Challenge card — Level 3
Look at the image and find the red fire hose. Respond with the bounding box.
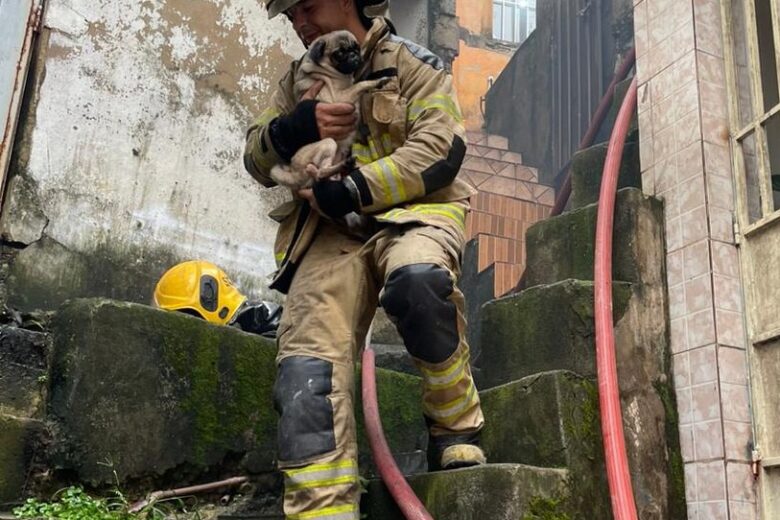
[593,75,639,520]
[362,344,433,520]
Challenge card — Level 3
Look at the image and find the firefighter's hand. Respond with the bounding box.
[299,180,358,220]
[302,81,357,141]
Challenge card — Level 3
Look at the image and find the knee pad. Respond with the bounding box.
[273,356,336,462]
[380,264,459,364]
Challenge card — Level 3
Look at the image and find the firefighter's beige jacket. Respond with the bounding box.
[244,17,475,293]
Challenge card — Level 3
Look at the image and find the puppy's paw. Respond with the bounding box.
[305,163,320,179]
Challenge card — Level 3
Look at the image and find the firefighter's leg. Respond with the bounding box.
[374,224,486,470]
[274,223,377,519]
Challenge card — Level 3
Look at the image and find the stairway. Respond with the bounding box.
[361,82,685,519]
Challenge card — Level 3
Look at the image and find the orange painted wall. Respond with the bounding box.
[453,41,511,131]
[456,0,493,37]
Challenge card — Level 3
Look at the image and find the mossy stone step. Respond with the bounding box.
[478,370,611,517]
[479,279,632,389]
[523,188,664,289]
[363,463,569,519]
[569,134,641,209]
[0,327,48,419]
[0,415,45,503]
[48,299,426,485]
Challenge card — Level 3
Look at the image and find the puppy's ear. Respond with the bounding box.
[309,40,326,64]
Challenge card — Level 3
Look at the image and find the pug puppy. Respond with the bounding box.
[270,30,389,189]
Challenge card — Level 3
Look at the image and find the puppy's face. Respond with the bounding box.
[308,31,362,75]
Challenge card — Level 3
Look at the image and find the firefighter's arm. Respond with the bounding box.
[243,70,296,187]
[344,60,467,214]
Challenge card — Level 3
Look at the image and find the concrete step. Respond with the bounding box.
[46,299,426,485]
[0,327,48,419]
[569,132,641,209]
[0,414,46,503]
[363,463,569,519]
[480,279,632,388]
[523,187,664,289]
[478,279,686,517]
[479,371,612,517]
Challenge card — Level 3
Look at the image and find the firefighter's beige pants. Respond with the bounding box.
[274,220,484,520]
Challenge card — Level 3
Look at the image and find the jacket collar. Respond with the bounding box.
[358,18,391,76]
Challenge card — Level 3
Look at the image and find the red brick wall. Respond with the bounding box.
[462,131,553,297]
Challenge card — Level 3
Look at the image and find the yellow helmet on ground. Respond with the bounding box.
[153,260,247,325]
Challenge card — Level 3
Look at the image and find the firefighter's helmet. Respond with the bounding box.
[153,260,247,325]
[265,0,389,21]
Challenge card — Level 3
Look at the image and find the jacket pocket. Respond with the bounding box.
[272,202,301,266]
[370,91,408,151]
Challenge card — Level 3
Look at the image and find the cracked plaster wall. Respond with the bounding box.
[1,0,305,310]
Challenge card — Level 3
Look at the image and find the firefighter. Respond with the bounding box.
[244,0,486,517]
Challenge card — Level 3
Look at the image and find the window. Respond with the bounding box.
[724,0,780,228]
[492,0,536,45]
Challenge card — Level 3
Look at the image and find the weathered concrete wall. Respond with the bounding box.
[1,0,305,310]
[390,0,429,46]
[485,0,634,184]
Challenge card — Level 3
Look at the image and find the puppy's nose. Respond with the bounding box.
[346,52,361,69]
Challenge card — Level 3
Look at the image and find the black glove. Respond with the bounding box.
[268,100,320,161]
[313,179,359,219]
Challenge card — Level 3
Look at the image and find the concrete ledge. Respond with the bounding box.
[570,139,641,209]
[0,327,48,418]
[523,188,664,288]
[363,463,569,519]
[0,415,45,503]
[47,299,426,485]
[480,279,632,387]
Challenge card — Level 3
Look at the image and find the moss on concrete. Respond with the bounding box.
[570,139,641,209]
[480,371,586,468]
[355,366,425,468]
[363,463,569,519]
[47,299,427,485]
[49,298,279,484]
[0,416,27,502]
[0,415,43,502]
[558,378,611,519]
[523,188,664,288]
[521,496,572,520]
[480,279,632,388]
[653,379,687,519]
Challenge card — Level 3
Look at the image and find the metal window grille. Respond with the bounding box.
[492,0,537,44]
[722,0,780,233]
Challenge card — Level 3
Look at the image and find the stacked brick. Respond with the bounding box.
[462,131,554,297]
